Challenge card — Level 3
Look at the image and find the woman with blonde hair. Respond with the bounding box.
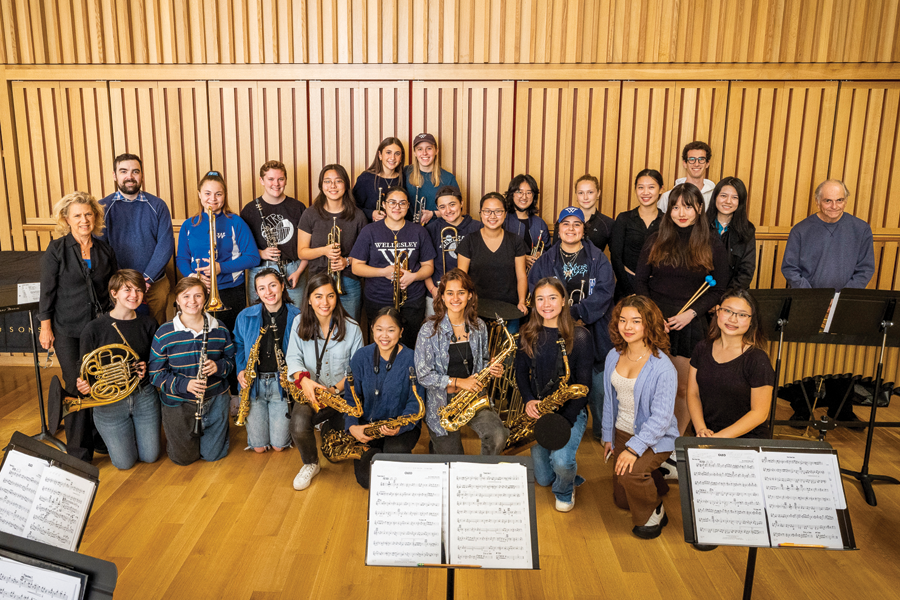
[39,191,119,462]
[405,133,459,226]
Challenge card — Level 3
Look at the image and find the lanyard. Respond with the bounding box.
[313,321,335,381]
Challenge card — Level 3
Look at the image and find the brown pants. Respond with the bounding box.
[612,428,671,526]
[145,276,171,326]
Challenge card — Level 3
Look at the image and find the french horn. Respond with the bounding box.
[62,323,141,417]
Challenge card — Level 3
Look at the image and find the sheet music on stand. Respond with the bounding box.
[365,454,539,570]
[0,432,99,552]
[677,437,855,550]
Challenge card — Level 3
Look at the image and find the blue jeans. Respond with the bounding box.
[588,366,605,440]
[249,260,307,306]
[245,374,292,449]
[531,408,588,502]
[339,276,362,322]
[161,390,231,465]
[92,383,161,470]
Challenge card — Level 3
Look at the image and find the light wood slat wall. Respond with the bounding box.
[458,82,515,211]
[209,82,262,215]
[3,0,899,65]
[258,82,312,205]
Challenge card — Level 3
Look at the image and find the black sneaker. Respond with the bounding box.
[632,503,668,540]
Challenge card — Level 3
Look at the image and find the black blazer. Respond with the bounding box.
[38,234,118,337]
[717,223,757,290]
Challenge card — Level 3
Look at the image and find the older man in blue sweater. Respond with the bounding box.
[781,179,874,291]
[100,153,175,325]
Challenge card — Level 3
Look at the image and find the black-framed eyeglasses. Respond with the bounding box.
[685,157,708,165]
[718,306,752,321]
[385,199,409,208]
[481,209,505,217]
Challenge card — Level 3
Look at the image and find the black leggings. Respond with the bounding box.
[353,425,421,489]
[214,283,246,394]
[54,333,98,463]
[289,404,344,465]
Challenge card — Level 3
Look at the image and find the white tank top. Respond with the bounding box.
[612,368,637,435]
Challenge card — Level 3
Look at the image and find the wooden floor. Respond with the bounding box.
[2,366,899,600]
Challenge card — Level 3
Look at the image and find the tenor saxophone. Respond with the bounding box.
[321,367,424,462]
[502,338,588,454]
[438,317,516,432]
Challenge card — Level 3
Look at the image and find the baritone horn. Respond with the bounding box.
[328,217,344,294]
[205,205,225,312]
[63,323,140,417]
[440,225,459,275]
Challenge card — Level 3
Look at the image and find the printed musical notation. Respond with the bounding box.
[0,556,83,600]
[366,461,446,566]
[449,462,532,570]
[686,447,849,550]
[0,451,95,552]
[688,449,770,547]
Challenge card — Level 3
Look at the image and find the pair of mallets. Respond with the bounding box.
[677,275,717,315]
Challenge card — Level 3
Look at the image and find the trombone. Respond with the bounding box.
[328,217,344,294]
[205,206,224,312]
[440,225,459,275]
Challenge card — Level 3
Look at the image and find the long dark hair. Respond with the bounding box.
[366,137,406,182]
[253,267,293,306]
[504,174,540,216]
[519,277,575,358]
[296,273,351,342]
[313,164,358,221]
[707,176,754,243]
[647,183,713,270]
[428,269,480,336]
[708,287,767,351]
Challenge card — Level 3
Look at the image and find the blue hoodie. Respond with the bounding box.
[176,211,260,289]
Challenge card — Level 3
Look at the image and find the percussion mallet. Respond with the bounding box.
[677,275,716,315]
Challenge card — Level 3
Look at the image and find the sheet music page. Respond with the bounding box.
[366,461,445,566]
[449,462,532,569]
[687,448,770,547]
[760,451,845,549]
[0,451,49,537]
[22,466,95,552]
[0,556,83,600]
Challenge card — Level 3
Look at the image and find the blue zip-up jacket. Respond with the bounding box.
[100,190,174,283]
[503,213,550,252]
[527,240,615,362]
[233,302,301,399]
[343,344,420,435]
[176,211,261,289]
[602,349,678,455]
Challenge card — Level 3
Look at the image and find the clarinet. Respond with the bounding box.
[268,312,301,419]
[256,199,287,277]
[191,315,210,438]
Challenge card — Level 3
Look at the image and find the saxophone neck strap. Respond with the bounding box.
[313,319,336,381]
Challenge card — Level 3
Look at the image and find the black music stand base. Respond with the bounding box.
[743,547,757,600]
[839,471,900,507]
[447,567,455,600]
[27,309,66,452]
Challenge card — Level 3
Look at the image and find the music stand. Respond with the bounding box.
[750,289,833,438]
[828,289,900,506]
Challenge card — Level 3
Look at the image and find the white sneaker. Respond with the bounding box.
[292,463,321,491]
[660,458,679,480]
[555,488,575,512]
[644,502,666,527]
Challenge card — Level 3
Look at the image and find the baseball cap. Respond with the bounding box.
[557,206,585,223]
[413,132,437,148]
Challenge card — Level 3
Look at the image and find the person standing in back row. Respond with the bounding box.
[405,133,459,226]
[240,160,309,306]
[658,141,715,212]
[100,153,174,325]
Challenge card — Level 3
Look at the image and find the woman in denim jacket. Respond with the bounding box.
[602,295,678,540]
[414,269,507,455]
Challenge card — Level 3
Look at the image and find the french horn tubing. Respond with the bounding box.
[63,323,141,417]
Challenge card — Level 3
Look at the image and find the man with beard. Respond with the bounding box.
[100,153,175,325]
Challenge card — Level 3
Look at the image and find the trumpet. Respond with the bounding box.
[526,233,544,274]
[568,279,586,306]
[205,206,224,312]
[440,225,459,276]
[328,217,344,294]
[392,234,408,310]
[376,186,383,214]
[412,187,422,223]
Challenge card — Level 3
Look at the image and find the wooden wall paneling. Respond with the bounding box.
[308,81,357,183]
[357,81,410,171]
[667,82,729,185]
[208,82,261,214]
[411,81,463,199]
[721,82,837,233]
[257,82,312,205]
[10,82,68,250]
[0,111,10,250]
[513,82,571,226]
[615,81,676,216]
[59,82,115,202]
[831,82,900,232]
[559,82,621,222]
[459,82,515,216]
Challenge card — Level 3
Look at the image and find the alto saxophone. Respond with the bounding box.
[321,367,424,462]
[503,338,588,454]
[438,317,516,432]
[298,370,363,418]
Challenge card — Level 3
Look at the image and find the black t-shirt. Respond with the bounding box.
[78,313,159,383]
[690,339,775,438]
[257,305,289,374]
[558,245,590,303]
[457,230,527,305]
[447,341,474,379]
[240,196,306,262]
[298,205,368,278]
[518,218,532,249]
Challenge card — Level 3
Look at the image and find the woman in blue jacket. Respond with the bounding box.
[503,174,550,270]
[528,207,615,442]
[602,295,678,540]
[234,268,301,453]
